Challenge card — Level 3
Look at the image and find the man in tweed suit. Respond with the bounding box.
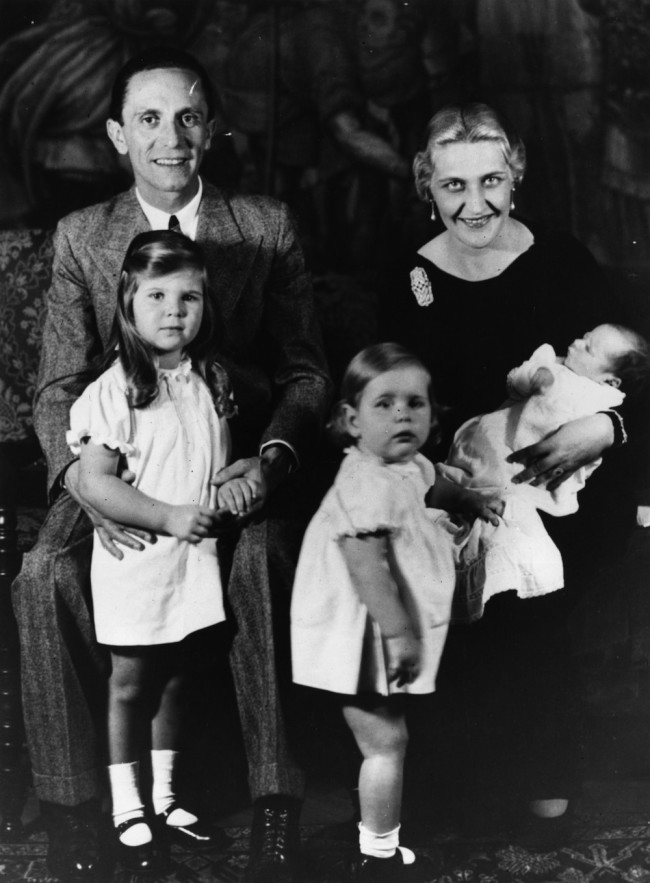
[12,47,330,882]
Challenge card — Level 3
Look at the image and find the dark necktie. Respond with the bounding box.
[168,215,181,233]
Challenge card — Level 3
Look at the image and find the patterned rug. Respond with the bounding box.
[2,814,650,883]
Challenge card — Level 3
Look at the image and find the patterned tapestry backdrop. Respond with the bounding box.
[0,0,648,279]
[2,0,650,466]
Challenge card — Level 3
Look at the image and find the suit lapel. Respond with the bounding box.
[93,189,150,293]
[91,185,260,321]
[197,185,261,318]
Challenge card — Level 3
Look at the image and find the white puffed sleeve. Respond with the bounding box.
[66,367,135,456]
[329,455,408,540]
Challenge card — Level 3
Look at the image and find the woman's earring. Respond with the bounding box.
[430,200,436,221]
[510,186,516,212]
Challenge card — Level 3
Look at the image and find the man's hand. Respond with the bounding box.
[216,475,262,518]
[64,460,155,560]
[211,457,267,521]
[211,446,294,522]
[507,413,615,491]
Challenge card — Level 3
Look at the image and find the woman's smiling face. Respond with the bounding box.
[429,141,514,251]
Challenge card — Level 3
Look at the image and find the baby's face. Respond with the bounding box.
[564,324,628,384]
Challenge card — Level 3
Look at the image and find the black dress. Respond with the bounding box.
[382,221,635,814]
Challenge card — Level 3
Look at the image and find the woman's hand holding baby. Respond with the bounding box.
[508,413,615,490]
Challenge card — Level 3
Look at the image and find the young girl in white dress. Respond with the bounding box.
[438,323,650,621]
[291,343,501,882]
[66,231,244,870]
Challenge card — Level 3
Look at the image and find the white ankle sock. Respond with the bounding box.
[358,822,399,859]
[151,749,197,826]
[151,749,177,815]
[108,761,152,846]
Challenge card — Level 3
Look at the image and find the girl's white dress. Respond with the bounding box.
[67,358,230,646]
[437,343,625,620]
[291,447,456,696]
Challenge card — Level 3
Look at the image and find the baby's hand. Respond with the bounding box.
[165,505,217,543]
[384,631,421,687]
[216,476,259,518]
[531,366,554,394]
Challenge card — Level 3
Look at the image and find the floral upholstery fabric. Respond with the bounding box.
[0,229,53,442]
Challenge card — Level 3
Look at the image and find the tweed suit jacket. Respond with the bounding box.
[35,182,331,497]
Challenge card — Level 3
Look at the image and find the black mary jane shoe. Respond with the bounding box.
[350,849,441,883]
[115,817,163,874]
[157,803,228,851]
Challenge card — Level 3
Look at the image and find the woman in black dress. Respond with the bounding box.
[386,103,639,844]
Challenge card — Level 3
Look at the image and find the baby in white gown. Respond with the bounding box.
[437,323,649,620]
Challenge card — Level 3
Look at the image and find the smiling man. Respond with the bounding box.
[12,48,330,883]
[107,65,213,209]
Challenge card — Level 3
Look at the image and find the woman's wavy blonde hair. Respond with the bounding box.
[413,103,526,202]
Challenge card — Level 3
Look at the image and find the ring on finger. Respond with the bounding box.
[552,466,564,478]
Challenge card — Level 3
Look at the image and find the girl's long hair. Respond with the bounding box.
[96,230,235,416]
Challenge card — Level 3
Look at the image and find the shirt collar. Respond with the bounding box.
[135,177,203,238]
[345,445,422,477]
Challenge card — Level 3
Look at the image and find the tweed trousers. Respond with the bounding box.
[12,487,306,806]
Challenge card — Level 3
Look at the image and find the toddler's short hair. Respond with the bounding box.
[327,342,439,448]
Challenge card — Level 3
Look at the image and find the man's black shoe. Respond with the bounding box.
[41,800,105,881]
[245,796,301,883]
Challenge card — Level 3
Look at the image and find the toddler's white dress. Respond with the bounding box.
[67,358,230,646]
[437,343,624,619]
[291,447,456,696]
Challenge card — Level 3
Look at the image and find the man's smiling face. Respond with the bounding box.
[106,67,214,211]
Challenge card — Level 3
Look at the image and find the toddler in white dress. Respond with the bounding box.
[66,232,248,866]
[291,343,501,881]
[437,323,649,620]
